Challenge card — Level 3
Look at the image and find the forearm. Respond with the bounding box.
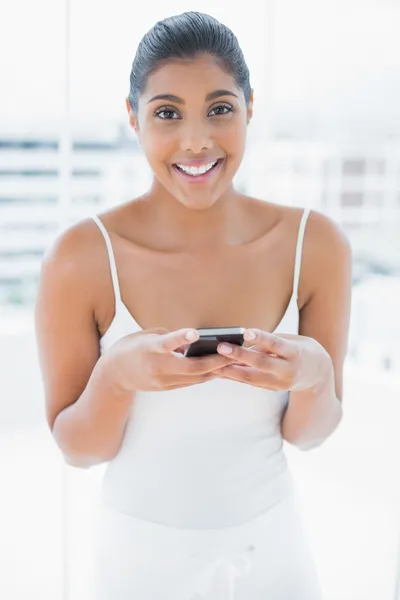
[281,364,342,451]
[52,354,134,468]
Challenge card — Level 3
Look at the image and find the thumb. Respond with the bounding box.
[141,327,170,336]
[155,328,199,354]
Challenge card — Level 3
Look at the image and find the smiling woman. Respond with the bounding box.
[34,10,352,600]
[126,41,252,210]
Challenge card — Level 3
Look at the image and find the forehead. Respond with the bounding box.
[141,55,241,101]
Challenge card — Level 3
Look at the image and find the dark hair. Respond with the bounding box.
[127,11,252,114]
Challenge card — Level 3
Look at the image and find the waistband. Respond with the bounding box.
[95,488,300,600]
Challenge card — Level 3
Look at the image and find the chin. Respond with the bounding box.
[179,191,222,211]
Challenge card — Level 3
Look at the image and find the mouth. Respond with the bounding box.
[172,158,224,183]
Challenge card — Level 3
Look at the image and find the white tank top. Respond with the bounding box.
[91,208,311,529]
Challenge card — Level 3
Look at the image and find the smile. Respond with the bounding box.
[172,159,224,183]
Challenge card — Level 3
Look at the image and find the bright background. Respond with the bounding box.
[1,0,400,598]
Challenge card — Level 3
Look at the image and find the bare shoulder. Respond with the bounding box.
[304,209,352,288]
[263,201,352,261]
[43,216,103,263]
[299,209,352,306]
[305,208,352,256]
[248,200,352,305]
[40,217,107,302]
[300,208,352,306]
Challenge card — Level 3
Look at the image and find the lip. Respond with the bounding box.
[172,157,224,168]
[172,158,224,184]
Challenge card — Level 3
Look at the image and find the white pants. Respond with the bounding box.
[93,493,322,600]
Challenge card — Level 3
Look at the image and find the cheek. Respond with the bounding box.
[141,128,175,164]
[219,122,247,155]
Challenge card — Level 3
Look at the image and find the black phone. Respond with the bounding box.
[183,327,245,357]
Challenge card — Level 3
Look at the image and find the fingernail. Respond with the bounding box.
[186,330,198,341]
[244,330,256,341]
[218,343,233,354]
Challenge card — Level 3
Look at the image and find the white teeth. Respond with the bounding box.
[176,160,218,176]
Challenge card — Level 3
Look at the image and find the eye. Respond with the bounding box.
[209,103,234,117]
[154,107,180,120]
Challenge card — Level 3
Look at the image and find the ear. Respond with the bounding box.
[125,98,140,136]
[246,89,254,124]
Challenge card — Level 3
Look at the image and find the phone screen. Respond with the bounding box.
[183,327,245,357]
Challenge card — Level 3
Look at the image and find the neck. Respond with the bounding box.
[144,179,245,251]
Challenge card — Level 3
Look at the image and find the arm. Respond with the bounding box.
[281,210,352,450]
[35,220,133,469]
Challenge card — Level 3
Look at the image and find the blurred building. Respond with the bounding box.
[242,138,400,269]
[0,121,150,305]
[1,121,400,306]
[348,273,400,372]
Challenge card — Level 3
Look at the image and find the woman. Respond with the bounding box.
[35,11,352,600]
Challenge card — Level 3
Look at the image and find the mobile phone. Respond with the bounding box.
[183,327,245,357]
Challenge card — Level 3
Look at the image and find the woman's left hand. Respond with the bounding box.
[215,329,333,392]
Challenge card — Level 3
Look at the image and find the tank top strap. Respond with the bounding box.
[292,208,311,300]
[91,215,122,305]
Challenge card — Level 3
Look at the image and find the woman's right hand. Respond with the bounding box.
[103,327,235,392]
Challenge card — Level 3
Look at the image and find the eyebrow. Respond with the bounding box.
[147,89,239,104]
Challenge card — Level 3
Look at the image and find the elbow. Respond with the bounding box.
[62,449,112,469]
[283,432,324,451]
[284,402,343,452]
[291,437,325,452]
[63,454,109,469]
[51,421,114,469]
[64,456,110,469]
[50,426,97,468]
[64,455,93,469]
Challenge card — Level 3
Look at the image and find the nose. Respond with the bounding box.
[179,119,213,154]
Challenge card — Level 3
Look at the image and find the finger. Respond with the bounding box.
[154,328,199,354]
[161,371,218,387]
[242,329,296,359]
[217,343,287,373]
[161,383,197,391]
[175,343,190,355]
[217,365,284,390]
[142,327,170,336]
[161,377,215,391]
[157,352,236,376]
[184,353,237,375]
[125,327,170,342]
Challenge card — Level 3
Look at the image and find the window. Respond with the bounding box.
[342,159,366,176]
[341,192,364,207]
